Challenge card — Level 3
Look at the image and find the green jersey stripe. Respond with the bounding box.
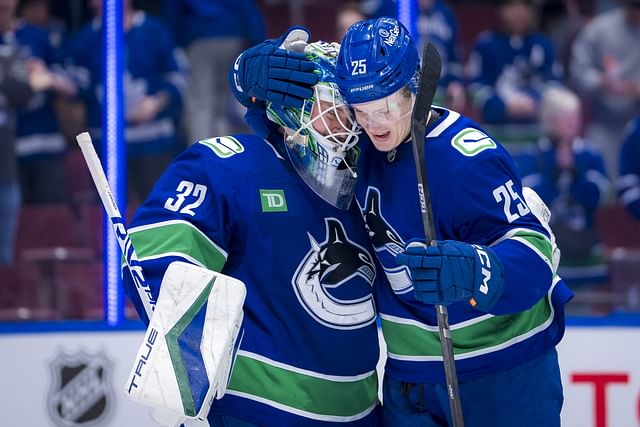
[227,352,379,419]
[124,220,227,271]
[492,228,553,270]
[381,277,560,361]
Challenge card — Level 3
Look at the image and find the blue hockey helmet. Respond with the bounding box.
[335,17,420,104]
[266,41,361,209]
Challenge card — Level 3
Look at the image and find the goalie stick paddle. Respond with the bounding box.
[410,43,465,427]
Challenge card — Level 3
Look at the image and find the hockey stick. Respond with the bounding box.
[410,44,465,427]
[76,132,155,319]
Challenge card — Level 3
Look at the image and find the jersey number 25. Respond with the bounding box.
[493,179,530,223]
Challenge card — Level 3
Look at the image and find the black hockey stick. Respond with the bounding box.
[410,43,465,427]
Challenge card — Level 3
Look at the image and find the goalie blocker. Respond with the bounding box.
[125,261,246,423]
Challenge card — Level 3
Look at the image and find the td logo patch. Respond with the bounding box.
[451,128,496,157]
[260,189,288,212]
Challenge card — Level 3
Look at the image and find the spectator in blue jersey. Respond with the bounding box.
[65,0,187,208]
[0,0,74,204]
[161,0,265,143]
[516,87,610,286]
[0,44,34,264]
[618,115,640,221]
[124,35,384,426]
[232,18,573,427]
[417,0,465,112]
[467,0,561,149]
[569,0,640,179]
[19,0,66,51]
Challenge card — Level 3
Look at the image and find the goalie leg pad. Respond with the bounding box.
[125,261,246,421]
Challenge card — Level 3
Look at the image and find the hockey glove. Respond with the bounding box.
[396,240,505,312]
[229,26,319,108]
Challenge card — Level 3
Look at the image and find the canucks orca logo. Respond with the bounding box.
[293,218,377,329]
[362,187,413,294]
[364,187,404,254]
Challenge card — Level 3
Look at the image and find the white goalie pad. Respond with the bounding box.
[124,261,246,423]
[522,187,561,273]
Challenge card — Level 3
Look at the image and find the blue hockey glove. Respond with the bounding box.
[229,26,319,108]
[395,240,505,312]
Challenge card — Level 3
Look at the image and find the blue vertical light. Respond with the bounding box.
[103,0,125,326]
[397,0,419,44]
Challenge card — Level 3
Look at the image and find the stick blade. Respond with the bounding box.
[411,43,442,128]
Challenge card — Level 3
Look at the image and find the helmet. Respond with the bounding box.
[266,41,361,209]
[335,17,420,104]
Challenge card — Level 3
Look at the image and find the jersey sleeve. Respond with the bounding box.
[443,148,555,315]
[122,145,232,324]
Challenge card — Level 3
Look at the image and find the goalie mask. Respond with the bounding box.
[267,41,361,210]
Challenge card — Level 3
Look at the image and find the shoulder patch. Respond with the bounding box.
[451,128,496,157]
[199,136,245,158]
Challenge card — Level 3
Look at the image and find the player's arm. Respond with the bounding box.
[121,145,244,421]
[397,150,559,315]
[122,145,231,323]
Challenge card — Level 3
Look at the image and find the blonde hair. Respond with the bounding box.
[539,86,581,134]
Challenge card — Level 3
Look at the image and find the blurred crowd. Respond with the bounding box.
[1,0,640,321]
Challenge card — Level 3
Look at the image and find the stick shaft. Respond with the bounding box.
[76,132,155,318]
[410,44,464,427]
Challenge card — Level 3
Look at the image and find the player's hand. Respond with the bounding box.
[506,93,536,118]
[126,92,168,124]
[229,26,319,108]
[395,239,504,312]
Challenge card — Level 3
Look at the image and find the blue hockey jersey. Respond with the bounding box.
[65,12,186,157]
[467,31,560,126]
[123,133,382,425]
[356,107,573,384]
[618,117,640,221]
[2,22,65,159]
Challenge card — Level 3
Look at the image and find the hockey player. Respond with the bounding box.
[231,18,573,427]
[122,35,383,426]
[335,17,572,427]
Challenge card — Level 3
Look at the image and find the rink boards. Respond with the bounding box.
[0,318,638,427]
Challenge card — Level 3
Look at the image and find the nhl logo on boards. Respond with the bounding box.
[47,349,114,427]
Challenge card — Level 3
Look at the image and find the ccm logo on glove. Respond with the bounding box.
[473,244,491,295]
[395,240,505,312]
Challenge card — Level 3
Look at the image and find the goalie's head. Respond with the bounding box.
[266,41,361,210]
[335,17,420,152]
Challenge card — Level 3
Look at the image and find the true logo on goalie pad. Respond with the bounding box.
[47,349,114,427]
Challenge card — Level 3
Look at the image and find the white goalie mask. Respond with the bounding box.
[266,41,361,209]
